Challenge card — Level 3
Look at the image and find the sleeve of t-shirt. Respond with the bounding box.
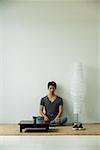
[40,98,45,106]
[59,98,63,106]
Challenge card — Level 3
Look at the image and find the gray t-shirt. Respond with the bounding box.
[40,96,63,119]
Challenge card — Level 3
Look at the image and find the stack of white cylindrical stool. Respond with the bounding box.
[70,62,85,130]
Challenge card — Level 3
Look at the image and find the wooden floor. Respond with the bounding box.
[0,123,100,136]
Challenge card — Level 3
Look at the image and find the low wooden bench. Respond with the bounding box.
[18,120,49,132]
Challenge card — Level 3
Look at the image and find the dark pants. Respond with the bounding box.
[37,116,67,126]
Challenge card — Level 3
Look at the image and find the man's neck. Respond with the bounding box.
[48,94,56,98]
[47,94,57,101]
[48,94,57,100]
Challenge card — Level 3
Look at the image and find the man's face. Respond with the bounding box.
[48,85,56,95]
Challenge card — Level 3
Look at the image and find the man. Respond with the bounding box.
[39,81,67,126]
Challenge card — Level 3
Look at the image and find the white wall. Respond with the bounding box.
[0,0,99,123]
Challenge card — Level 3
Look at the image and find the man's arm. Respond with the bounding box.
[56,105,63,118]
[54,105,63,123]
[39,105,46,117]
[39,105,49,121]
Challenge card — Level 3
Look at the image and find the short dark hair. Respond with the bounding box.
[47,81,57,89]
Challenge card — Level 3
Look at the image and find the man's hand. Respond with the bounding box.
[54,116,60,124]
[44,115,49,121]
